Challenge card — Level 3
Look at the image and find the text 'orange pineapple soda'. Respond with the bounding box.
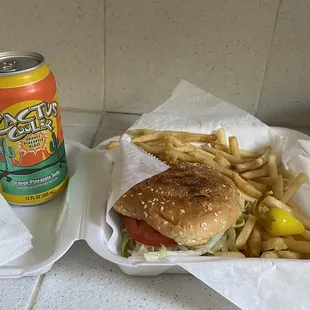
[0,51,69,205]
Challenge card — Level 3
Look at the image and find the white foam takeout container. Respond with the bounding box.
[0,127,309,278]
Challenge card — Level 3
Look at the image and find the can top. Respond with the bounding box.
[0,51,44,76]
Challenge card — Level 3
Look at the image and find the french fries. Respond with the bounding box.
[236,215,257,248]
[233,173,262,199]
[267,155,278,179]
[247,224,261,257]
[216,128,227,145]
[261,238,288,252]
[300,230,310,242]
[283,239,310,255]
[262,196,292,213]
[174,144,196,153]
[260,251,279,258]
[279,168,297,180]
[229,136,241,160]
[214,252,245,258]
[273,174,284,199]
[106,127,310,260]
[234,146,271,173]
[203,146,244,164]
[215,155,231,168]
[261,230,273,241]
[247,180,267,192]
[277,251,308,259]
[280,173,308,203]
[241,165,269,180]
[253,177,277,186]
[107,140,120,149]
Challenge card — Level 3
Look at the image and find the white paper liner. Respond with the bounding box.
[105,80,310,309]
[106,135,169,253]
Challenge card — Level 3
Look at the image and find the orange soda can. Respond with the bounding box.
[0,51,69,205]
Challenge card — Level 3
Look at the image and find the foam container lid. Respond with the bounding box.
[1,80,310,310]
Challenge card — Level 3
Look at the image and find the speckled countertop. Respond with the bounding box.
[1,111,310,310]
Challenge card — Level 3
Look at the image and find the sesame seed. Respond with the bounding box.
[144,205,147,209]
[123,194,127,198]
[160,206,164,211]
[161,191,164,194]
[141,201,145,205]
[180,209,185,214]
[207,206,213,211]
[157,226,161,231]
[163,221,168,224]
[214,212,219,217]
[218,211,222,214]
[189,224,193,229]
[143,212,148,218]
[150,188,154,191]
[160,201,165,205]
[151,202,155,206]
[200,222,206,228]
[179,231,183,236]
[213,219,217,222]
[159,187,162,190]
[138,193,142,196]
[203,227,206,231]
[148,200,152,203]
[171,216,174,221]
[130,194,133,197]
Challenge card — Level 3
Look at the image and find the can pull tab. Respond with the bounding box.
[0,60,22,73]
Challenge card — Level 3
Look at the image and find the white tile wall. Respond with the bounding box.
[0,0,104,110]
[256,0,310,127]
[93,113,140,145]
[61,110,103,147]
[105,0,279,114]
[1,1,310,129]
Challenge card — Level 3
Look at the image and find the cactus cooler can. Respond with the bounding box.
[0,51,69,205]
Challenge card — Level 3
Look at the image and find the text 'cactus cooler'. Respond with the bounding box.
[0,51,69,205]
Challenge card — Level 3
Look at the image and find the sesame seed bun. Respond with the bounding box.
[114,162,244,246]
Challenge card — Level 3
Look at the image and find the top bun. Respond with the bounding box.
[114,162,244,246]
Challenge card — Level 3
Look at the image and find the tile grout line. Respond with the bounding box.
[61,107,141,117]
[90,113,106,148]
[61,107,105,114]
[102,0,107,112]
[26,274,45,310]
[255,0,283,116]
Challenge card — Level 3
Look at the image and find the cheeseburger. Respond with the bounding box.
[114,162,244,259]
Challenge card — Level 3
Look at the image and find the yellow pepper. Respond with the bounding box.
[263,208,305,236]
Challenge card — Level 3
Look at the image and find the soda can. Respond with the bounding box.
[0,51,69,205]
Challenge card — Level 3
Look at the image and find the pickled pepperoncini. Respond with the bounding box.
[263,208,305,236]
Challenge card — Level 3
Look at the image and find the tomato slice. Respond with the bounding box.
[123,216,177,246]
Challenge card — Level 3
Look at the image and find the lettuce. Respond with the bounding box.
[123,232,225,261]
[122,214,246,261]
